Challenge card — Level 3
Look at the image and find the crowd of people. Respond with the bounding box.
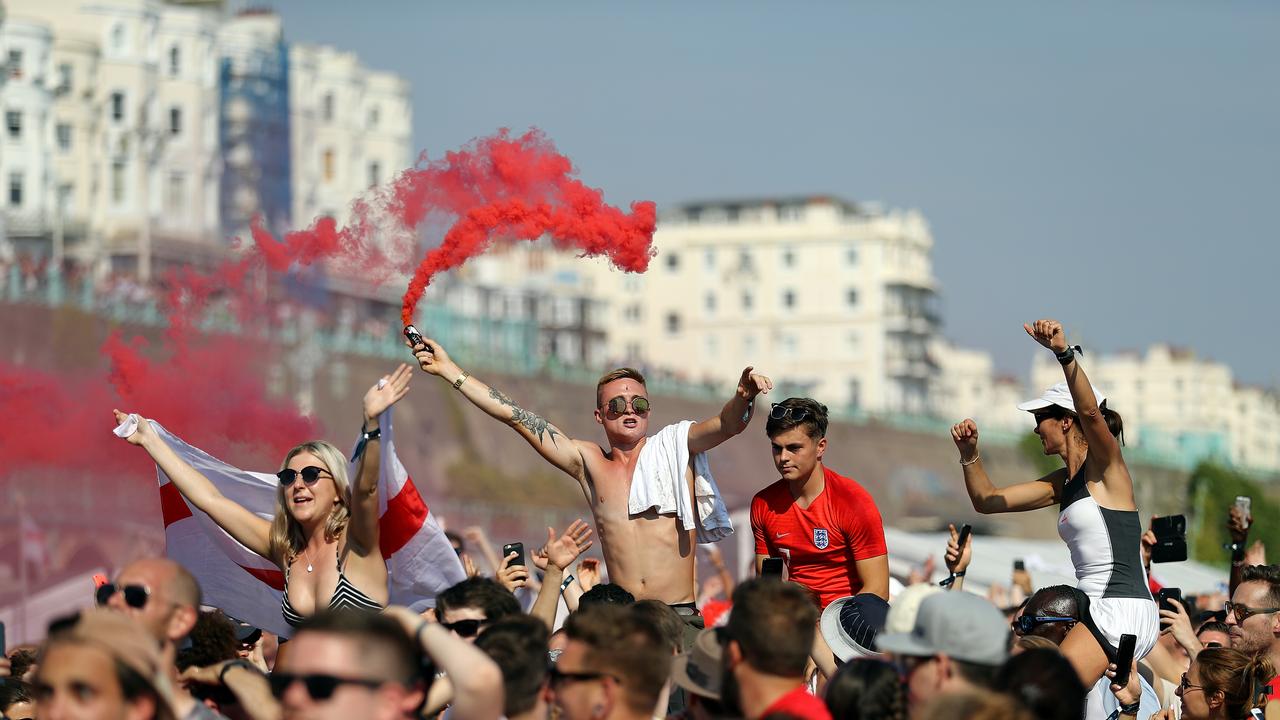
[2,317,1276,720]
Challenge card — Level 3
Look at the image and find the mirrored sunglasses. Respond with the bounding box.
[605,395,650,415]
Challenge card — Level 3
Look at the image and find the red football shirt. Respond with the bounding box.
[751,466,887,609]
[760,685,832,720]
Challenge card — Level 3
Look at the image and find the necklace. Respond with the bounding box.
[300,545,315,573]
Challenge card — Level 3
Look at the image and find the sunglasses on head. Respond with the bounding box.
[95,583,150,609]
[604,395,650,415]
[769,404,810,422]
[441,618,484,638]
[277,466,331,486]
[268,672,382,701]
[1011,615,1075,636]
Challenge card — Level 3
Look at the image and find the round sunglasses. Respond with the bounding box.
[277,466,332,486]
[604,395,651,415]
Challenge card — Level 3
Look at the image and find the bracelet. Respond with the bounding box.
[349,425,382,462]
[218,659,258,685]
[560,574,576,592]
[1118,700,1141,715]
[959,454,980,466]
[1055,344,1082,366]
[453,371,470,390]
[939,570,965,587]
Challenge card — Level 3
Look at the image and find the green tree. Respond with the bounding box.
[1187,462,1280,566]
[1018,432,1060,476]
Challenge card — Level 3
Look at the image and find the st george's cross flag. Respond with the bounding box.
[117,407,464,638]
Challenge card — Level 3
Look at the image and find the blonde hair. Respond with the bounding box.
[268,441,352,565]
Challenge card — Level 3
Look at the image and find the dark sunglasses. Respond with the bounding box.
[1011,615,1075,636]
[769,404,810,422]
[268,672,382,700]
[604,395,650,415]
[548,665,616,688]
[1225,601,1280,624]
[441,619,484,638]
[277,466,331,486]
[95,583,150,609]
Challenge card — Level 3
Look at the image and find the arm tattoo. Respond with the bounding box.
[489,388,563,447]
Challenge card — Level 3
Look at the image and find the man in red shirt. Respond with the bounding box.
[721,578,833,720]
[750,398,889,608]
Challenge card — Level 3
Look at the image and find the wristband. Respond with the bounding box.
[218,659,258,685]
[939,570,965,588]
[1056,345,1082,366]
[453,371,470,390]
[1118,700,1141,715]
[560,574,576,592]
[349,425,382,462]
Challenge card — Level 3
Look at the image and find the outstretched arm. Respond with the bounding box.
[1025,320,1124,468]
[952,418,1064,513]
[689,366,773,455]
[348,364,412,556]
[409,337,586,483]
[113,410,273,561]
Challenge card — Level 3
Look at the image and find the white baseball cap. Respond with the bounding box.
[1016,381,1106,414]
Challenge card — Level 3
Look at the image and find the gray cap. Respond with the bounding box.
[875,592,1009,666]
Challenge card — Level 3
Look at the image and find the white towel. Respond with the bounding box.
[627,420,734,543]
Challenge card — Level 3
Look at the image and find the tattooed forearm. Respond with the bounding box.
[489,388,563,447]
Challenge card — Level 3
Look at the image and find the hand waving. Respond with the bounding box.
[736,366,773,402]
[363,364,412,422]
[544,519,594,571]
[1023,319,1069,353]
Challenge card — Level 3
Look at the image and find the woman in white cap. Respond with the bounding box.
[949,319,1155,689]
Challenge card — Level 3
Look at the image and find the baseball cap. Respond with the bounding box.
[51,609,178,719]
[820,594,890,662]
[884,583,941,635]
[876,592,1009,666]
[670,627,722,700]
[1016,382,1106,414]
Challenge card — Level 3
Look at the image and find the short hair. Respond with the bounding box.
[1023,585,1081,620]
[596,368,646,408]
[175,610,239,671]
[1241,565,1280,607]
[578,583,636,609]
[476,615,551,717]
[436,577,522,622]
[0,678,34,714]
[993,648,1086,720]
[952,658,1001,689]
[1197,620,1230,639]
[563,604,671,714]
[764,398,828,440]
[7,647,37,679]
[727,579,817,677]
[292,610,421,685]
[823,659,907,720]
[630,599,685,653]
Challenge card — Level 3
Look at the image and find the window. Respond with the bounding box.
[168,45,180,76]
[782,247,795,267]
[8,50,23,79]
[368,161,381,187]
[846,288,858,308]
[782,289,796,309]
[782,334,798,356]
[110,23,126,54]
[169,106,182,136]
[705,335,718,357]
[848,379,862,408]
[623,304,641,322]
[705,292,716,313]
[166,172,185,213]
[111,160,126,204]
[322,93,335,122]
[6,111,21,140]
[846,246,858,265]
[742,291,754,312]
[737,248,754,271]
[368,106,380,128]
[665,312,681,335]
[322,149,335,181]
[57,183,73,212]
[8,172,23,206]
[665,253,680,271]
[56,63,73,93]
[704,248,715,270]
[111,92,125,122]
[56,123,72,151]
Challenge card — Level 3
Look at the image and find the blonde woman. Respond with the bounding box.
[113,364,412,626]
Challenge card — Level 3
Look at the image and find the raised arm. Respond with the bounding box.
[113,409,273,560]
[952,418,1064,513]
[385,606,505,720]
[1025,320,1124,468]
[529,521,593,629]
[409,337,586,483]
[689,366,773,455]
[347,364,412,556]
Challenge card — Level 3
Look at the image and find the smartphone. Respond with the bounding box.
[957,524,972,550]
[762,557,785,578]
[1157,588,1183,626]
[0,620,6,654]
[502,542,525,567]
[1113,633,1137,687]
[1151,514,1189,563]
[1013,559,1026,572]
[1236,496,1252,529]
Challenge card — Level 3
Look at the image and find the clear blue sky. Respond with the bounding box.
[269,0,1278,386]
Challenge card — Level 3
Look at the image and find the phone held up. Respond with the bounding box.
[502,542,526,567]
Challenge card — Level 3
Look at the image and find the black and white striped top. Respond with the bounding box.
[281,547,384,628]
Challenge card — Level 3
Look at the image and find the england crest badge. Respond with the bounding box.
[813,528,829,549]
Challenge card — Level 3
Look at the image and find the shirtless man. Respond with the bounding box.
[408,336,770,605]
